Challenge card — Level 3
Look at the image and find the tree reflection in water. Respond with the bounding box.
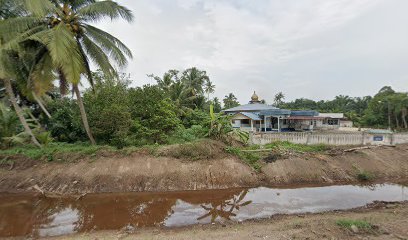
[197,189,252,223]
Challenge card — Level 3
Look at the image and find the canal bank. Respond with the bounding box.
[0,143,407,195]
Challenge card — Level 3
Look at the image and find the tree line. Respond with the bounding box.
[276,86,408,129]
[1,1,406,150]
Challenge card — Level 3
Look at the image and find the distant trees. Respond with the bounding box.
[362,86,408,129]
[273,92,285,107]
[223,93,240,109]
[279,86,408,130]
[149,67,211,115]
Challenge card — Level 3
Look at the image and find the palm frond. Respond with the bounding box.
[30,52,55,96]
[82,24,132,60]
[78,0,133,22]
[28,23,84,84]
[23,0,59,17]
[0,17,42,41]
[82,26,129,67]
[0,25,47,51]
[0,0,26,19]
[80,34,117,80]
[66,0,96,11]
[76,38,94,88]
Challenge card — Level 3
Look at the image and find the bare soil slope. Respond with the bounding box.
[0,144,408,194]
[262,144,408,185]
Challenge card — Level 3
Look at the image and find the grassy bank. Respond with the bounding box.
[0,140,331,169]
[226,141,331,171]
[0,143,121,164]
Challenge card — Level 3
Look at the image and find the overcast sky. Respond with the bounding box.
[97,0,408,104]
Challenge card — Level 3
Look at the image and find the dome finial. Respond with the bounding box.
[250,91,261,103]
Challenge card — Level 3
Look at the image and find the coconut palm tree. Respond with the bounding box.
[1,0,134,144]
[223,93,239,109]
[204,79,215,101]
[181,67,209,95]
[0,0,42,147]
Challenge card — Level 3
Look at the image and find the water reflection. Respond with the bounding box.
[0,184,406,238]
[197,190,252,223]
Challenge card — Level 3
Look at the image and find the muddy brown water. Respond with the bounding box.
[0,183,407,238]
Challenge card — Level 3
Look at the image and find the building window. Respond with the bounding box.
[241,119,250,124]
[232,120,236,124]
[328,119,339,125]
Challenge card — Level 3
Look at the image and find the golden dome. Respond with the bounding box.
[251,91,259,101]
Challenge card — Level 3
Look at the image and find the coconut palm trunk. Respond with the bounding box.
[32,92,52,118]
[73,84,96,145]
[3,78,42,147]
[402,108,408,129]
[394,112,400,129]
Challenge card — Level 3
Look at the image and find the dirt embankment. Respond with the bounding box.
[0,143,408,194]
[49,201,408,240]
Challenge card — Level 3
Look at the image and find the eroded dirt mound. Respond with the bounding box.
[262,144,408,185]
[0,152,258,194]
[1,144,408,194]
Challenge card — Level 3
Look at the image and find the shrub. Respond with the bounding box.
[225,147,261,171]
[168,125,208,144]
[336,219,372,230]
[44,98,86,142]
[182,109,210,128]
[159,140,224,160]
[357,170,374,181]
[89,104,132,147]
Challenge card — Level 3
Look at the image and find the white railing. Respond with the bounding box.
[249,132,408,146]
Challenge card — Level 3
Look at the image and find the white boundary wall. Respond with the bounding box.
[249,132,408,146]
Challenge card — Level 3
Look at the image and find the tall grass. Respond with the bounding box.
[0,142,113,160]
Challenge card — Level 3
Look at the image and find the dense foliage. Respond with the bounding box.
[278,86,408,129]
[1,1,407,151]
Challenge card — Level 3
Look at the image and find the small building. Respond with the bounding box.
[224,92,353,132]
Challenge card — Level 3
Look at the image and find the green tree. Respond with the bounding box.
[129,85,182,144]
[45,98,85,142]
[151,68,211,114]
[204,79,215,100]
[0,102,19,139]
[84,72,132,146]
[273,92,285,107]
[223,93,239,109]
[2,0,134,144]
[213,97,222,113]
[0,2,43,147]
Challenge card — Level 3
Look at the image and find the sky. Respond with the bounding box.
[96,0,408,104]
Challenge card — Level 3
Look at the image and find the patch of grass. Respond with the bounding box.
[263,141,331,153]
[357,170,375,181]
[225,147,261,171]
[159,139,224,161]
[336,219,372,230]
[0,142,114,161]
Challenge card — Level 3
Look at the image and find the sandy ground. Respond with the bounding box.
[48,201,408,240]
[0,144,407,194]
